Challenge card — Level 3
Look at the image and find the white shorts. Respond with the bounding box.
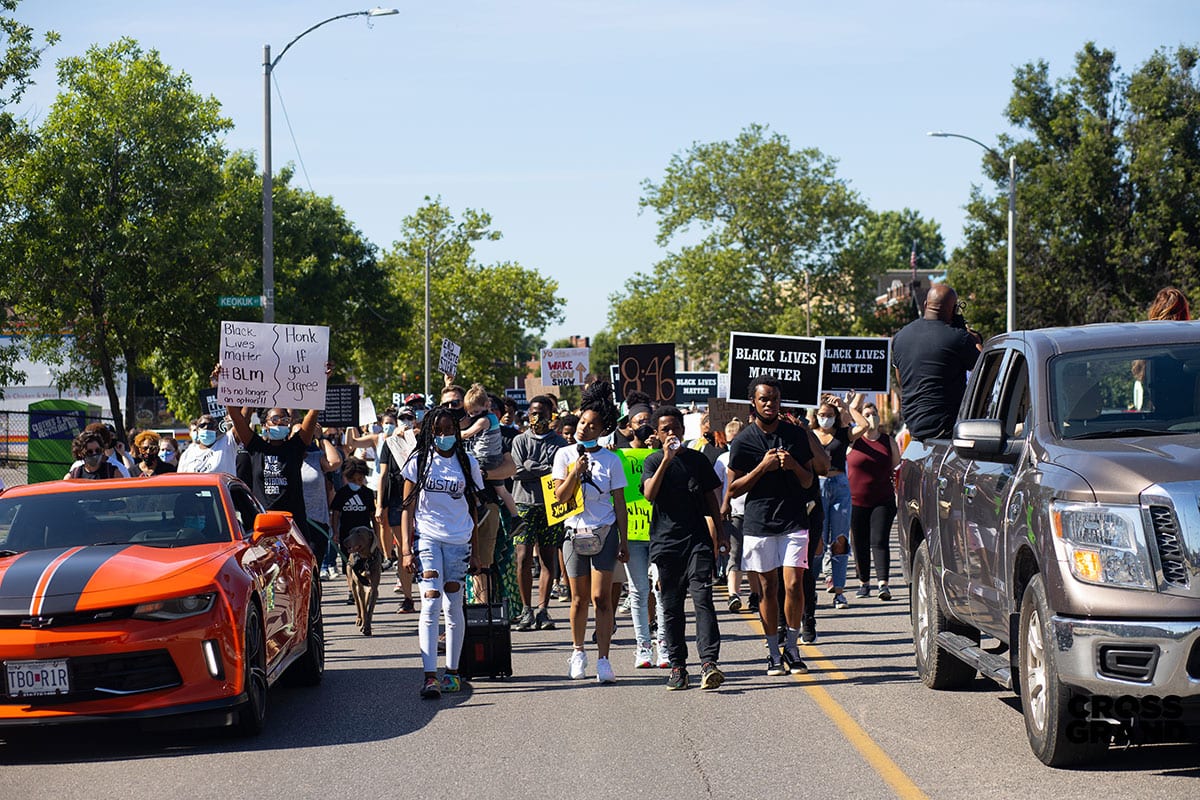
[742,530,809,573]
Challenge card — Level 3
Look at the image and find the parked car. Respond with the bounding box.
[0,472,323,734]
[897,321,1200,766]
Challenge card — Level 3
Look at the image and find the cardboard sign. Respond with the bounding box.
[439,337,461,377]
[218,321,329,409]
[727,332,822,407]
[317,384,361,428]
[616,448,654,542]
[540,347,590,387]
[820,337,892,393]
[198,387,226,419]
[617,343,676,404]
[674,372,720,405]
[540,473,583,525]
[705,398,748,435]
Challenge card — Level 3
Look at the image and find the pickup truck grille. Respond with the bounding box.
[1149,505,1190,587]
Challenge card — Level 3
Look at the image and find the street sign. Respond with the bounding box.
[218,296,264,308]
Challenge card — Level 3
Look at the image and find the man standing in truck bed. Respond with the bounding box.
[892,284,982,441]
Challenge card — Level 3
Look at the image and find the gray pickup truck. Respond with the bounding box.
[897,320,1200,766]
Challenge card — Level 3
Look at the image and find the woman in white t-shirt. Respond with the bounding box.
[177,414,239,476]
[714,418,747,611]
[400,406,483,700]
[552,381,628,685]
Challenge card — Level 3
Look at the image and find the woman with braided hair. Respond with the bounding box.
[552,380,629,684]
[400,405,484,699]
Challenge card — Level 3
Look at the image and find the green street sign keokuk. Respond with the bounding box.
[218,296,263,308]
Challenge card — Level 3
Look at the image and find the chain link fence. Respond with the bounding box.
[0,409,121,489]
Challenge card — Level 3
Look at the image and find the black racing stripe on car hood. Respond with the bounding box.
[0,548,72,614]
[39,545,134,615]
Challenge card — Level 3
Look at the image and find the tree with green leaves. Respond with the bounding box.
[609,124,866,365]
[0,38,229,431]
[949,42,1200,336]
[378,198,564,397]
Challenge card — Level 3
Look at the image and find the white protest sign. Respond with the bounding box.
[217,321,329,409]
[439,337,462,377]
[541,347,590,387]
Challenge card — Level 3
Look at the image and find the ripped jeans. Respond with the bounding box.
[821,473,851,591]
[416,538,471,673]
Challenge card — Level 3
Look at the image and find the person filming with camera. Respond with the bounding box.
[891,283,983,442]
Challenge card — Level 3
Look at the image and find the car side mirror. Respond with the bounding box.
[252,511,292,542]
[953,419,1023,464]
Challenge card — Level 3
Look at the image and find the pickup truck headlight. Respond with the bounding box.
[1050,503,1155,589]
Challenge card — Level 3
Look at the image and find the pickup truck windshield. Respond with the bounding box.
[1052,344,1200,439]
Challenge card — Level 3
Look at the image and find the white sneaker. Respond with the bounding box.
[656,640,671,669]
[393,581,404,594]
[596,656,616,684]
[634,644,654,669]
[568,649,588,680]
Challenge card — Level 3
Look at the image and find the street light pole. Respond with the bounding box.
[927,131,1017,333]
[262,7,398,324]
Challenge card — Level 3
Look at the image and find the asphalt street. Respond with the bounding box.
[2,560,1198,800]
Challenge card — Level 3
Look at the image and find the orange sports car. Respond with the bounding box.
[0,472,323,734]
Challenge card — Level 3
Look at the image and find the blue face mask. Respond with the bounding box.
[434,435,456,452]
[265,425,289,441]
[381,423,397,436]
[577,438,598,449]
[183,515,205,531]
[346,482,362,492]
[195,429,218,447]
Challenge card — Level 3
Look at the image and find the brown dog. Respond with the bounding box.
[343,526,382,636]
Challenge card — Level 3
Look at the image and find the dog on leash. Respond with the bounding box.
[343,525,382,635]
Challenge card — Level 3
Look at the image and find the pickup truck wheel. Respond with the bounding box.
[1018,575,1106,767]
[911,540,977,689]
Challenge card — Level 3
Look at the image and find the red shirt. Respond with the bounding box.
[847,434,895,507]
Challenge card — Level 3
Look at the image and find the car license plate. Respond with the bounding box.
[6,659,70,697]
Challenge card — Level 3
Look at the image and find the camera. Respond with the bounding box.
[951,300,969,330]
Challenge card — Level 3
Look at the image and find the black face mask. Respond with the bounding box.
[634,424,654,442]
[449,406,466,422]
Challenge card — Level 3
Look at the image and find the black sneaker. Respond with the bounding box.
[766,655,788,677]
[878,585,893,601]
[727,594,743,612]
[801,616,817,644]
[699,662,725,690]
[534,608,556,630]
[667,666,690,690]
[782,648,808,675]
[419,676,441,699]
[515,607,535,632]
[747,592,760,613]
[855,584,871,599]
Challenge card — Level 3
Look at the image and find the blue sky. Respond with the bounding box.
[16,1,1198,345]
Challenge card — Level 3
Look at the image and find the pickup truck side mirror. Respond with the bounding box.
[952,419,1023,464]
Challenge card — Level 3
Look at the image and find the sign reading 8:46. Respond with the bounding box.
[617,343,677,404]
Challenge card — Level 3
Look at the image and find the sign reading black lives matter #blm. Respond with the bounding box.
[728,332,823,406]
[820,337,892,393]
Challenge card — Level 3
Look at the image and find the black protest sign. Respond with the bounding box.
[820,337,892,393]
[504,388,529,411]
[317,384,361,428]
[727,332,823,407]
[617,343,677,404]
[199,388,226,419]
[674,372,720,404]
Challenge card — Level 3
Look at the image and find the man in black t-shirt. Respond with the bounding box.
[728,376,828,677]
[642,406,725,691]
[891,284,982,441]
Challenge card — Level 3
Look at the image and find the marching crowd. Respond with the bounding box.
[66,367,903,700]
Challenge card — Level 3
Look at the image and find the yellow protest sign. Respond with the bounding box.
[541,473,583,525]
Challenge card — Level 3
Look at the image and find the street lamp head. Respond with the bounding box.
[927,131,948,137]
[367,7,400,15]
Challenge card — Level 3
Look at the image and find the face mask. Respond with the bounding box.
[817,416,836,430]
[183,515,205,531]
[142,452,158,463]
[370,423,383,434]
[577,438,598,449]
[529,416,551,435]
[449,407,466,422]
[382,423,397,436]
[195,429,218,447]
[434,435,457,452]
[415,409,426,423]
[346,482,362,492]
[161,451,175,463]
[84,453,105,469]
[265,425,289,441]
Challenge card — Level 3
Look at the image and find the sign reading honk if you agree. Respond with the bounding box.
[217,321,329,409]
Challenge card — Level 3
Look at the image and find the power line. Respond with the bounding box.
[270,73,314,192]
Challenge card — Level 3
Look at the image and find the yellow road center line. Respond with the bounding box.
[738,608,928,800]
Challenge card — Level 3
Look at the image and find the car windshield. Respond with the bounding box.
[1051,343,1200,440]
[0,486,231,554]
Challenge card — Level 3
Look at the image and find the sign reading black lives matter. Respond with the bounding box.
[820,337,892,393]
[727,332,823,406]
[674,372,720,404]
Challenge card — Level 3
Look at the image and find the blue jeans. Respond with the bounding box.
[821,473,851,591]
[624,539,665,648]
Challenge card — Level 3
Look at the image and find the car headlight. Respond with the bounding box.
[133,593,216,621]
[1050,502,1155,589]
